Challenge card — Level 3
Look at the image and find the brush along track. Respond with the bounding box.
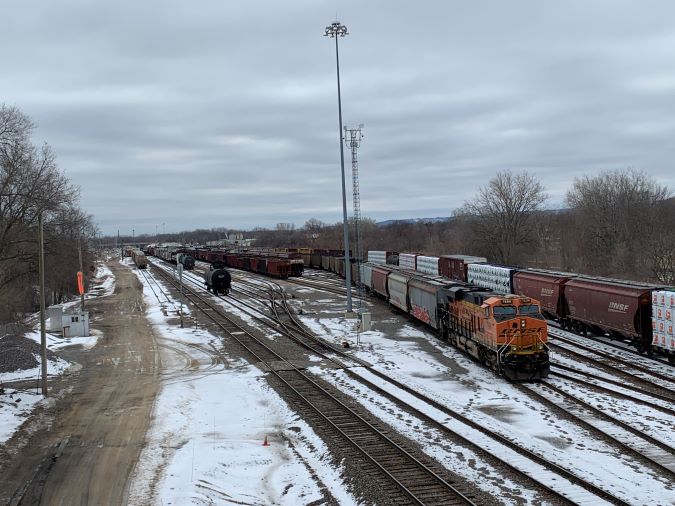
[149,260,633,505]
[148,262,477,506]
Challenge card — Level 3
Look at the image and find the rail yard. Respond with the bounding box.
[2,249,673,505]
[2,3,675,505]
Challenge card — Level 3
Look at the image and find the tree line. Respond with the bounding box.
[254,168,673,284]
[0,105,96,323]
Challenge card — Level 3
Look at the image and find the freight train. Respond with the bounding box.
[143,245,304,279]
[130,249,147,269]
[359,262,549,379]
[183,248,303,279]
[290,247,674,363]
[361,250,674,363]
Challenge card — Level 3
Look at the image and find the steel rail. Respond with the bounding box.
[149,260,630,505]
[148,262,475,505]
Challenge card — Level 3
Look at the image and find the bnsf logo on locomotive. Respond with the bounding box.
[608,301,629,313]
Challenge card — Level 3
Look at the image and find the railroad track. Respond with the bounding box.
[548,329,675,399]
[549,365,675,412]
[515,381,675,476]
[146,262,478,505]
[549,322,675,367]
[233,266,675,496]
[145,259,635,505]
[295,268,675,486]
[285,275,366,299]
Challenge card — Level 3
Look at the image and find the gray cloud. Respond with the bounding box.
[2,0,674,235]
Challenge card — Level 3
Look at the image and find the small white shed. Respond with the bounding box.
[48,305,63,332]
[62,311,89,338]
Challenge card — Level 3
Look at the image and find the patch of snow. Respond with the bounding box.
[129,265,358,505]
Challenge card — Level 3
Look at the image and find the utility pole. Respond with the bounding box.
[325,20,353,314]
[344,124,364,301]
[38,213,47,395]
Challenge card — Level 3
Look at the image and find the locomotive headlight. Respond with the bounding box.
[520,319,526,329]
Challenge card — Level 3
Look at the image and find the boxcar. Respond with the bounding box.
[321,255,331,271]
[289,259,304,277]
[350,261,360,286]
[416,255,440,276]
[309,253,322,268]
[398,253,417,270]
[408,277,449,328]
[267,258,290,278]
[368,251,388,265]
[387,272,411,311]
[360,263,373,289]
[336,257,346,278]
[439,255,487,282]
[371,266,391,298]
[301,253,311,268]
[564,277,655,353]
[467,263,515,295]
[513,270,575,320]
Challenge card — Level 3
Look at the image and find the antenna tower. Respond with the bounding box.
[344,124,364,301]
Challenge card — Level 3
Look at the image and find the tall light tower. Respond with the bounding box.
[324,20,353,314]
[344,124,364,295]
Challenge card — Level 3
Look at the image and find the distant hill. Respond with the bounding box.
[376,217,452,227]
[376,208,573,227]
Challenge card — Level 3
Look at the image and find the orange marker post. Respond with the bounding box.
[77,271,85,295]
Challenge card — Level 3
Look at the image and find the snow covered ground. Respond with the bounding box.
[0,262,109,448]
[128,265,359,505]
[293,288,675,505]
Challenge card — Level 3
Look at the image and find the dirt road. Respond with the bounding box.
[0,262,159,505]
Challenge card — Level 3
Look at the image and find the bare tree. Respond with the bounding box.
[566,168,670,278]
[0,105,90,321]
[459,170,548,264]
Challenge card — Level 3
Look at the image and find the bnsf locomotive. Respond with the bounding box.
[365,265,549,380]
[443,288,548,380]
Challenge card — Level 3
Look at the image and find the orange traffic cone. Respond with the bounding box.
[262,435,270,446]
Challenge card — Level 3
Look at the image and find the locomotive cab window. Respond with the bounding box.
[492,306,517,321]
[517,305,540,315]
[493,306,516,316]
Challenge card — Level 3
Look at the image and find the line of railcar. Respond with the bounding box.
[186,248,303,279]
[361,250,674,363]
[130,248,147,269]
[300,249,549,379]
[290,247,674,363]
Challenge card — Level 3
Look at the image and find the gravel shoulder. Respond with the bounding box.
[0,261,160,505]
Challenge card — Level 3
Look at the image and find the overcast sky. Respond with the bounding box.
[2,1,675,236]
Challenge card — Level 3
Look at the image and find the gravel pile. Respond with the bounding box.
[0,333,58,374]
